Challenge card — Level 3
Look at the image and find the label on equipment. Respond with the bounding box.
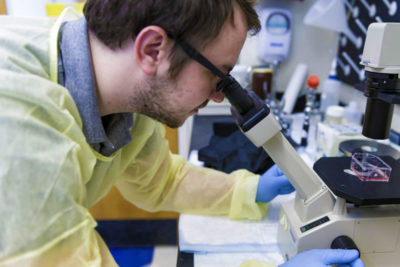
[300,216,330,233]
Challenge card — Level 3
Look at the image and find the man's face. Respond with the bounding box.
[140,5,248,128]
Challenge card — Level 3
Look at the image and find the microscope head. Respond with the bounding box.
[360,23,400,140]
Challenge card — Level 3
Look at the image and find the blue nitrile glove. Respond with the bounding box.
[256,164,295,202]
[279,249,365,267]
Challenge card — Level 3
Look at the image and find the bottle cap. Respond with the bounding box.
[326,105,345,117]
[307,75,319,89]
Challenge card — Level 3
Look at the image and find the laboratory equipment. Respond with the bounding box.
[257,7,292,105]
[300,75,321,157]
[316,122,364,158]
[324,105,344,124]
[339,139,400,159]
[250,66,274,100]
[319,59,341,113]
[280,22,400,266]
[257,8,292,64]
[350,152,392,182]
[359,23,400,140]
[343,101,362,125]
[218,22,400,267]
[230,65,250,88]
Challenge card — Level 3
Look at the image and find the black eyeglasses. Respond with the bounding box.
[166,32,239,92]
[167,31,255,115]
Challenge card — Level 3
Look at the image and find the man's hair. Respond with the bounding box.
[84,0,260,78]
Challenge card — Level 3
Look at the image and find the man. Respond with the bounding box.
[0,0,363,266]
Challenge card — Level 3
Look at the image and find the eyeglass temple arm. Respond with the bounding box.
[166,32,226,80]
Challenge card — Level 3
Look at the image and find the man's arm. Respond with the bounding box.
[115,115,268,220]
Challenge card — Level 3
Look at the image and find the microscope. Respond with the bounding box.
[222,23,400,266]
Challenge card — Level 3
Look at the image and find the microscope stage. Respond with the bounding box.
[314,156,400,205]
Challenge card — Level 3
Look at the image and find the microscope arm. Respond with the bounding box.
[220,76,336,222]
[244,108,336,221]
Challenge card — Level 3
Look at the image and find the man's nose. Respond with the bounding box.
[209,90,224,103]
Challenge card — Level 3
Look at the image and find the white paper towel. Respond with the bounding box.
[179,194,294,254]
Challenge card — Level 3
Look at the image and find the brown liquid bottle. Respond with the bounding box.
[251,68,273,100]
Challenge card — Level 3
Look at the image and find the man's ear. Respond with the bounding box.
[134,26,171,76]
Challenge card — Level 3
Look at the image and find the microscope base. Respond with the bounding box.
[277,200,400,267]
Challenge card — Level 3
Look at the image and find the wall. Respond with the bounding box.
[239,0,400,133]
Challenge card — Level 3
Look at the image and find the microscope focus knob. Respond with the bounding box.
[331,235,360,255]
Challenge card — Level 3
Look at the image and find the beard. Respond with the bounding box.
[130,74,189,128]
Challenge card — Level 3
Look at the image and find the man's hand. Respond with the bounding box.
[279,249,365,267]
[256,164,295,202]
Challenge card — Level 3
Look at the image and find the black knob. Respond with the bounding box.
[331,235,360,256]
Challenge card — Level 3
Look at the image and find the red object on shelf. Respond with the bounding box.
[307,75,319,89]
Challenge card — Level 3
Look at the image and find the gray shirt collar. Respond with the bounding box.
[58,17,133,156]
